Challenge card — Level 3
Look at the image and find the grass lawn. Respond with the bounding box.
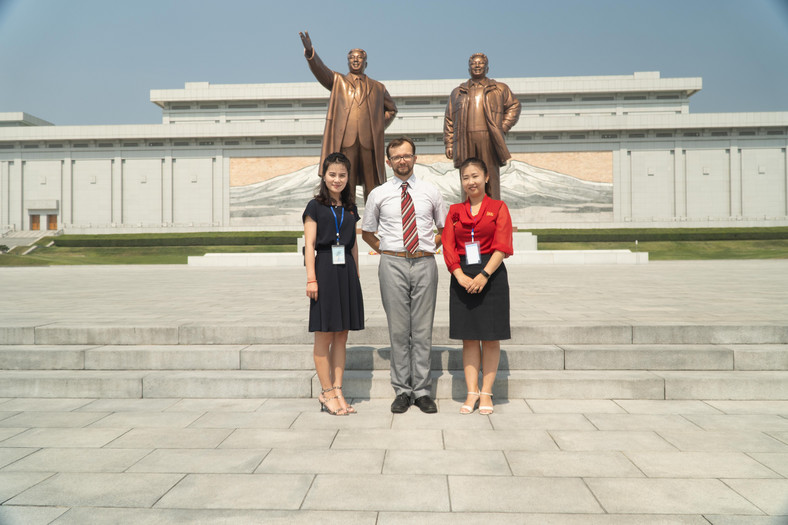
[2,228,787,266]
[0,244,296,266]
[540,240,788,260]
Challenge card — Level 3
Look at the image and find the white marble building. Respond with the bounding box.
[1,71,786,233]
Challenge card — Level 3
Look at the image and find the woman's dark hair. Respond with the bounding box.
[316,152,355,209]
[459,157,492,197]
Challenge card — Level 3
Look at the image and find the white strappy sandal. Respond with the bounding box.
[479,392,494,415]
[460,391,480,415]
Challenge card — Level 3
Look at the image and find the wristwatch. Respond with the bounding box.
[480,269,490,279]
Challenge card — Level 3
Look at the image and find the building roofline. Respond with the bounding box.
[0,112,55,127]
[150,72,702,106]
[1,111,785,142]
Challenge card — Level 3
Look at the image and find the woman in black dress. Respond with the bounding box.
[303,152,364,415]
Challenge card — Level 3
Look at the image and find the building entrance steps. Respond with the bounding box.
[2,344,788,372]
[1,261,787,401]
[3,323,788,347]
[1,343,787,400]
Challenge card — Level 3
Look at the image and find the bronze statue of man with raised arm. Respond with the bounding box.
[444,53,521,200]
[300,31,398,200]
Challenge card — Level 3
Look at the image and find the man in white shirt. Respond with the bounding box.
[362,137,448,413]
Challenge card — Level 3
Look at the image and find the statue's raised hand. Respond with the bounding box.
[299,31,313,56]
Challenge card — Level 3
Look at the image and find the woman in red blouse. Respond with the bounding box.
[443,158,514,415]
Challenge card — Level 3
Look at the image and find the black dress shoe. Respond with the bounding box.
[413,395,438,414]
[391,393,411,413]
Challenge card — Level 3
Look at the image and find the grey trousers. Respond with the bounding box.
[378,254,439,399]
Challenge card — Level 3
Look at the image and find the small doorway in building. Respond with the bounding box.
[47,214,58,230]
[30,214,40,230]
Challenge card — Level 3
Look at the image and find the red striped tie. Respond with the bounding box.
[401,182,419,253]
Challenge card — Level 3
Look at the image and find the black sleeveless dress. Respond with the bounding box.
[303,199,364,332]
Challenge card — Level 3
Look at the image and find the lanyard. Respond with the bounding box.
[330,206,344,245]
[466,200,481,242]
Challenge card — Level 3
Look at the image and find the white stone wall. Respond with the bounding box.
[1,73,786,232]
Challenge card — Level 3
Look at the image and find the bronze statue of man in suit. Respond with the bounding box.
[300,32,398,200]
[444,53,521,200]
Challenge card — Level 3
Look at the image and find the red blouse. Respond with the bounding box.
[442,195,514,273]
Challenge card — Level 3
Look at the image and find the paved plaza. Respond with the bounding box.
[0,260,787,523]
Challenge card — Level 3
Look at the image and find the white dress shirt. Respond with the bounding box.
[362,174,448,253]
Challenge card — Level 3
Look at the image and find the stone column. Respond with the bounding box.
[162,156,173,225]
[729,147,742,217]
[112,155,122,225]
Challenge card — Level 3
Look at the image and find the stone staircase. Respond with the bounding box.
[1,322,786,400]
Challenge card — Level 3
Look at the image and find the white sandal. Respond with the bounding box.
[460,391,480,415]
[479,392,494,415]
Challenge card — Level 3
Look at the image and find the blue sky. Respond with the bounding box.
[1,0,787,125]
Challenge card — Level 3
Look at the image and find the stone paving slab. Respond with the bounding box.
[505,450,644,477]
[625,451,783,478]
[527,399,626,413]
[6,472,184,508]
[50,508,377,525]
[127,449,269,474]
[1,447,150,473]
[0,411,107,428]
[218,428,337,449]
[704,517,788,525]
[449,475,603,513]
[550,430,677,451]
[0,448,36,469]
[0,506,68,525]
[749,453,788,477]
[302,474,450,512]
[256,448,384,475]
[586,478,765,514]
[721,479,788,515]
[703,400,788,415]
[331,429,444,450]
[377,513,711,525]
[188,410,298,429]
[657,431,788,452]
[154,473,314,510]
[382,449,511,475]
[1,427,127,448]
[442,429,558,451]
[105,428,233,449]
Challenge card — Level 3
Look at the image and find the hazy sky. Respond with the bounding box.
[1,0,787,126]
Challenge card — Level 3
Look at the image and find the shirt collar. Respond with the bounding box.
[391,174,416,188]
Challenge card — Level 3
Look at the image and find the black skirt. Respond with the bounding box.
[449,253,510,341]
[308,248,364,333]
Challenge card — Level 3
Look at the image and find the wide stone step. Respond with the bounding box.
[1,344,786,372]
[4,323,787,346]
[0,370,313,399]
[1,369,786,400]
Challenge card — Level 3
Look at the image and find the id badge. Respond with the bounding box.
[464,241,481,265]
[332,244,346,265]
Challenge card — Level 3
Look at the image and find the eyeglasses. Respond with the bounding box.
[389,154,414,162]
